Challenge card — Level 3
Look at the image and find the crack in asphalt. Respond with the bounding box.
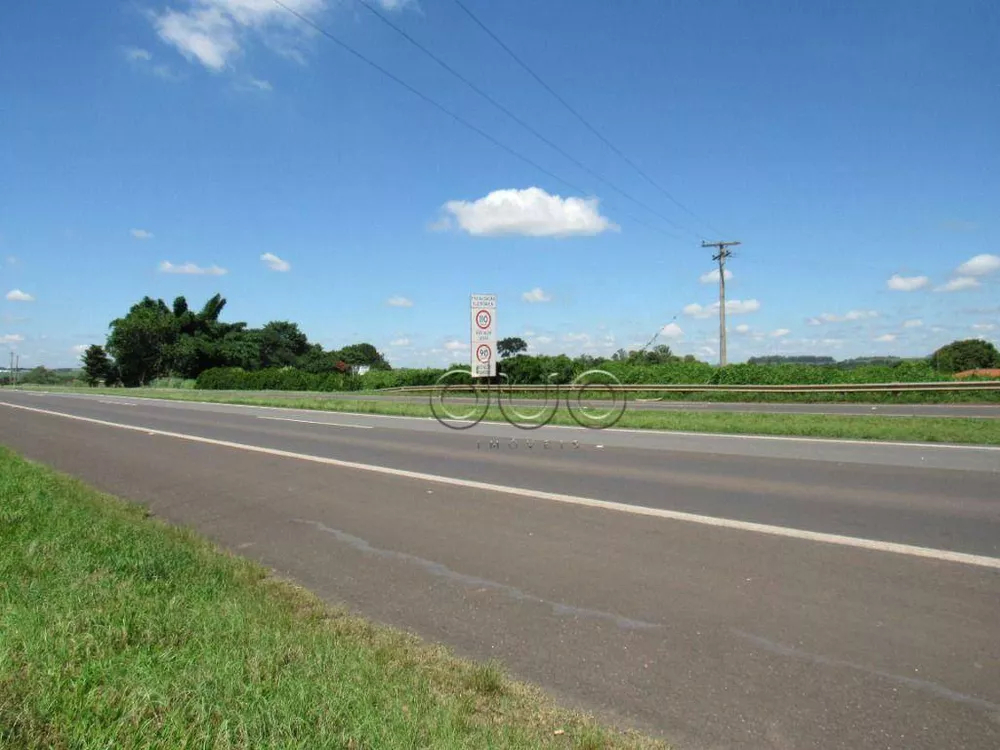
[733,629,1000,717]
[293,518,662,631]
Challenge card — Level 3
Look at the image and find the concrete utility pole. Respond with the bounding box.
[13,354,19,388]
[701,240,741,367]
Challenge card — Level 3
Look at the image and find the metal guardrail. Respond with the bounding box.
[383,381,1000,394]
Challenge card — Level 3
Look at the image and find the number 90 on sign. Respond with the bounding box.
[476,344,492,363]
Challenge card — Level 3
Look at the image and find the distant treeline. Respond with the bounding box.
[745,355,914,368]
[52,292,1000,389]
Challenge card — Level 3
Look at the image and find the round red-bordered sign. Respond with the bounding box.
[475,309,492,330]
[476,344,492,363]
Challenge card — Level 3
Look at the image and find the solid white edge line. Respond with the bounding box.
[4,400,1000,571]
[11,389,1000,452]
[258,416,373,429]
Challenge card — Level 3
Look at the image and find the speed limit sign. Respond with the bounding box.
[470,294,497,377]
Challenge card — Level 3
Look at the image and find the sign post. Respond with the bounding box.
[470,294,497,378]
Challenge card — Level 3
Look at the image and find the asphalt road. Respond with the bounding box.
[1,389,998,749]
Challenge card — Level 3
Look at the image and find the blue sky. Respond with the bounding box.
[2,0,997,368]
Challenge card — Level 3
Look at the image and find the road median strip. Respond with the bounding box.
[11,386,1000,445]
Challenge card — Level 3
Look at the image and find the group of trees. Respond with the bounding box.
[931,339,1000,373]
[82,294,390,387]
[496,337,697,368]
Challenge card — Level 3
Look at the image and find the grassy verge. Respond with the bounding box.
[10,386,1000,444]
[0,447,661,749]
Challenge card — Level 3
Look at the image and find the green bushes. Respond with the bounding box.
[195,367,447,391]
[195,359,957,392]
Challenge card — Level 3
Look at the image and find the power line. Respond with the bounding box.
[451,0,725,238]
[268,0,683,239]
[354,0,695,237]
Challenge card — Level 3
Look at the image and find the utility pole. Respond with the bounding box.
[701,240,741,367]
[13,354,19,389]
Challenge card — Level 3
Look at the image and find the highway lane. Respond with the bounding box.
[2,390,999,749]
[176,389,1000,418]
[3,390,1000,555]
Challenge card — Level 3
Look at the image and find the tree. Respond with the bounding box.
[258,321,309,369]
[81,345,112,386]
[497,337,528,359]
[338,342,390,370]
[931,339,1000,373]
[106,299,180,386]
[297,343,344,374]
[631,344,675,365]
[20,367,61,385]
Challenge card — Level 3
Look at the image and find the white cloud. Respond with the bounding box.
[152,64,180,80]
[935,276,980,292]
[658,322,684,340]
[956,253,1000,277]
[534,335,554,345]
[71,344,89,355]
[563,332,590,343]
[125,47,153,61]
[887,274,929,291]
[874,333,896,342]
[698,268,732,284]
[5,289,34,302]
[521,287,552,303]
[807,310,879,325]
[0,334,24,344]
[387,296,413,307]
[442,187,617,237]
[683,299,760,319]
[902,319,923,328]
[444,340,465,352]
[971,323,996,332]
[158,261,228,275]
[770,328,791,338]
[844,310,878,321]
[130,228,154,239]
[390,337,411,347]
[260,252,290,271]
[248,76,272,91]
[154,0,325,72]
[734,324,751,334]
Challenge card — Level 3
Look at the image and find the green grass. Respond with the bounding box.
[0,447,663,749]
[11,385,1000,445]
